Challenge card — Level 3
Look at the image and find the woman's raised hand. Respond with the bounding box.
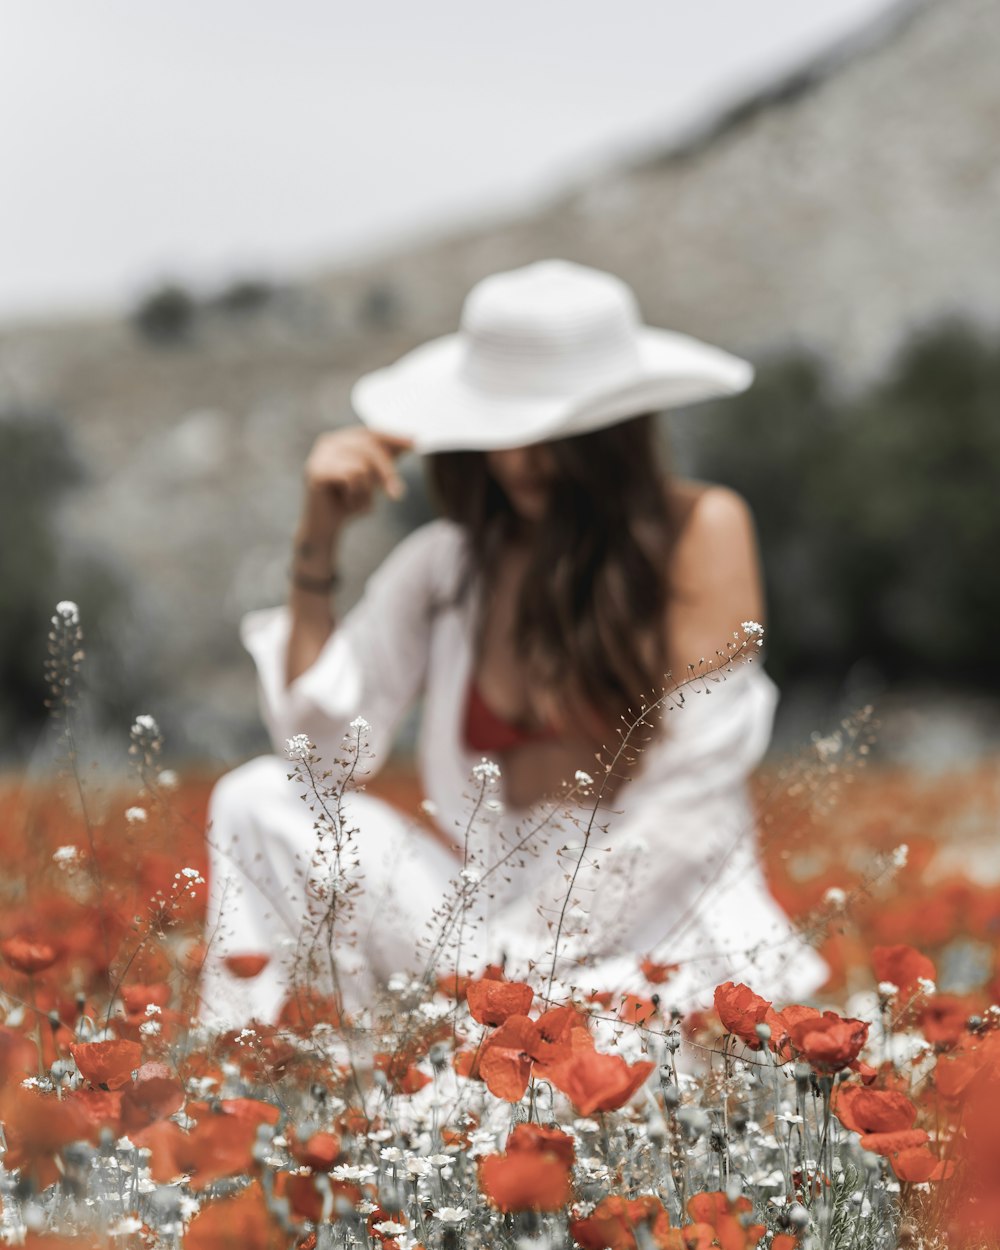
[303,428,414,530]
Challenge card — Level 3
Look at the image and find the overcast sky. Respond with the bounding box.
[2,0,899,321]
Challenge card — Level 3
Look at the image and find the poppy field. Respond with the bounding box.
[1,608,1000,1248]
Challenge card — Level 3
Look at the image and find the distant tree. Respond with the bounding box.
[689,321,1000,691]
[131,283,197,345]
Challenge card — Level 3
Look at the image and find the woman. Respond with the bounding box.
[199,260,828,1028]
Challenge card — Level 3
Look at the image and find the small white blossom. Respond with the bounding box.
[373,1221,407,1237]
[741,620,764,637]
[917,977,936,996]
[109,1217,143,1236]
[420,798,439,816]
[349,715,370,732]
[460,867,481,884]
[380,1146,406,1163]
[124,806,148,825]
[132,714,159,736]
[139,1020,161,1037]
[331,1164,376,1181]
[405,1157,433,1178]
[427,1153,453,1167]
[144,1003,162,1017]
[285,734,312,761]
[878,981,899,1001]
[180,867,201,880]
[53,845,81,866]
[892,843,909,868]
[472,758,501,785]
[435,1208,469,1224]
[823,886,847,909]
[575,770,594,787]
[157,769,179,790]
[55,600,80,625]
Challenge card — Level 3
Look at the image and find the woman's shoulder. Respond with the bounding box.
[665,477,756,559]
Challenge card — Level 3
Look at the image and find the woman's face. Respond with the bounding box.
[484,443,558,522]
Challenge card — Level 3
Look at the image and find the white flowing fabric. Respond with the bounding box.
[199,518,829,1028]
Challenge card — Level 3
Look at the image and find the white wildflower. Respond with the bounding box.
[460,867,481,885]
[109,1217,143,1236]
[420,798,439,816]
[124,806,147,825]
[53,845,81,866]
[823,886,847,909]
[55,600,80,625]
[405,1157,433,1178]
[144,1003,162,1017]
[427,1153,453,1167]
[741,620,764,637]
[180,867,202,880]
[917,977,936,997]
[349,716,370,732]
[331,1164,376,1182]
[157,769,179,790]
[380,1146,406,1164]
[139,1020,161,1037]
[131,714,159,736]
[285,734,312,761]
[373,1221,407,1237]
[878,981,899,1002]
[575,770,594,787]
[892,843,909,868]
[472,758,501,785]
[435,1208,469,1224]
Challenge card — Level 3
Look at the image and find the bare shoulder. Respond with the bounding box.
[667,478,758,569]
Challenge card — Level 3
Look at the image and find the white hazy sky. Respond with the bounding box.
[2,0,899,320]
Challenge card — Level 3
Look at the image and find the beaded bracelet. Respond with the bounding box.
[288,565,342,594]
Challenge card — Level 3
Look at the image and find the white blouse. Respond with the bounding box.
[238,517,829,1008]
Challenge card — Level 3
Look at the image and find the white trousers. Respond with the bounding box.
[198,755,467,1028]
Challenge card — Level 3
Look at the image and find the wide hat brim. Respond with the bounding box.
[351,327,753,454]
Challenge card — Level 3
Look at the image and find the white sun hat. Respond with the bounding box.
[350,259,753,453]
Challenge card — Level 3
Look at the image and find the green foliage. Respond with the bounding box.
[688,320,1000,690]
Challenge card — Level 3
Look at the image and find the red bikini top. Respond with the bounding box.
[464,677,562,753]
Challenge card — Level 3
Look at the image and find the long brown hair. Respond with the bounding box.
[424,413,686,741]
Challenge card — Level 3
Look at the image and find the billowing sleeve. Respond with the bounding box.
[237,519,461,770]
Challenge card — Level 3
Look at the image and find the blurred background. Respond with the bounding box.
[2,0,999,776]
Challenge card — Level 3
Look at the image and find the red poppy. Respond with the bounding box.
[888,1145,954,1183]
[640,957,679,985]
[619,995,659,1025]
[686,1191,765,1249]
[542,1032,655,1116]
[506,1122,575,1167]
[70,1039,144,1090]
[0,935,61,975]
[184,1180,277,1250]
[871,944,935,995]
[120,983,173,1016]
[0,1086,98,1190]
[832,1086,918,1137]
[714,982,781,1050]
[918,994,972,1047]
[786,1011,868,1072]
[478,1148,573,1212]
[0,1025,38,1086]
[466,978,533,1026]
[290,1130,341,1171]
[479,1015,543,1101]
[571,1194,674,1250]
[120,1075,185,1132]
[223,953,272,979]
